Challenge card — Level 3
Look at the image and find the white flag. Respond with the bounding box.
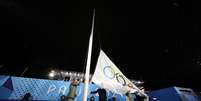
[91,50,139,95]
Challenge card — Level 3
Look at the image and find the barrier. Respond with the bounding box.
[148,86,199,101]
[0,75,126,101]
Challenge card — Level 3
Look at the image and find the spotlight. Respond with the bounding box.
[49,71,55,78]
[69,72,72,76]
[65,72,69,76]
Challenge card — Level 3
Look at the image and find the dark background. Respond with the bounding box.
[0,0,199,91]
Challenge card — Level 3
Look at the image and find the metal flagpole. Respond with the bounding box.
[82,9,95,101]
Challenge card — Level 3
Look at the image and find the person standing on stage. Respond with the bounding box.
[66,78,80,101]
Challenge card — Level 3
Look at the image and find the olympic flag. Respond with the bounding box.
[91,50,141,95]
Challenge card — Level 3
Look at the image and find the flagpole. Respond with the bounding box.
[83,9,95,101]
[133,84,149,100]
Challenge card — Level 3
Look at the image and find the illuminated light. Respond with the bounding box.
[69,72,72,76]
[80,78,83,82]
[153,98,157,100]
[65,72,68,75]
[49,72,55,77]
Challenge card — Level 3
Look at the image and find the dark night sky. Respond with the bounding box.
[0,0,200,91]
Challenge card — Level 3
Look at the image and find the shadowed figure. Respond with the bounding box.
[134,92,147,101]
[91,88,107,101]
[21,92,32,101]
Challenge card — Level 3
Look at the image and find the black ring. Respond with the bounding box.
[115,73,126,86]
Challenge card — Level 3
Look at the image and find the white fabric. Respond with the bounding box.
[91,50,139,95]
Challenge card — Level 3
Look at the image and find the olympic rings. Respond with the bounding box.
[103,66,126,86]
[103,66,115,79]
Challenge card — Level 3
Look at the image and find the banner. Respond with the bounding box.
[91,50,139,95]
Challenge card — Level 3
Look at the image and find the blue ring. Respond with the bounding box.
[103,66,115,79]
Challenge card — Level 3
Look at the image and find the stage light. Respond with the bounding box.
[137,81,142,84]
[65,72,69,75]
[80,78,83,82]
[49,71,55,78]
[69,72,72,76]
[153,97,157,100]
